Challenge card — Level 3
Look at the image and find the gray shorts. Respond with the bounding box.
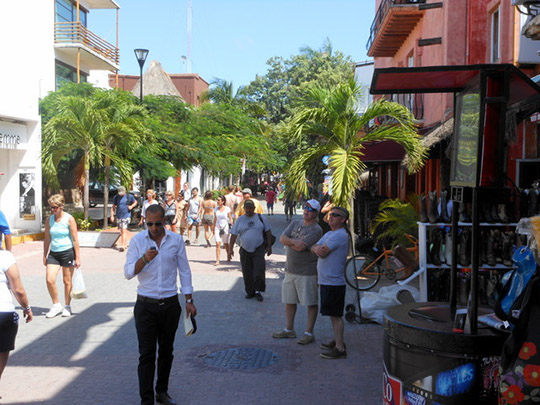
[117,218,130,229]
[281,273,318,306]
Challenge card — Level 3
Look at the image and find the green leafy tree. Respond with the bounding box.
[42,85,149,220]
[243,39,354,124]
[370,196,419,247]
[287,79,428,227]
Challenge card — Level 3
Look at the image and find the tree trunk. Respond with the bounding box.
[349,195,356,256]
[103,156,111,229]
[83,154,90,220]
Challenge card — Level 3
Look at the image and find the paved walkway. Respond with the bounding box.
[1,202,383,404]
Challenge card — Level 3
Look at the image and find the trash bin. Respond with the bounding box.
[383,303,507,404]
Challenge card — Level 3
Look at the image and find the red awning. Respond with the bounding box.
[361,141,405,162]
[370,64,540,106]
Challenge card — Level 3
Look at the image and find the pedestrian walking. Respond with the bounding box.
[265,188,277,215]
[311,206,349,359]
[201,191,216,248]
[235,188,264,217]
[0,249,33,381]
[224,185,240,223]
[175,192,189,237]
[111,186,137,252]
[273,200,323,345]
[43,194,80,318]
[0,210,12,251]
[139,189,159,228]
[213,195,233,266]
[228,199,272,302]
[162,191,178,233]
[124,204,197,405]
[186,188,203,245]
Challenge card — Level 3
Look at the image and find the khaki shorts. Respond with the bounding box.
[281,273,318,307]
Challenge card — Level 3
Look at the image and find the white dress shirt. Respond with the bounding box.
[124,229,193,298]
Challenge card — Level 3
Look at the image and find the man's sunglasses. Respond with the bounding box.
[303,205,316,212]
[329,213,343,218]
[146,222,163,227]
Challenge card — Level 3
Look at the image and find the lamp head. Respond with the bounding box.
[134,49,149,68]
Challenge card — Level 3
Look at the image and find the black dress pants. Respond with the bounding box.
[134,296,181,405]
[239,244,266,295]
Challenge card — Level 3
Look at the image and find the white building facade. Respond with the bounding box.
[0,0,119,234]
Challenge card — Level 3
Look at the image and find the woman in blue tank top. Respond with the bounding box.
[43,194,80,319]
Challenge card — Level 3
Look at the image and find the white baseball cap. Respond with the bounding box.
[306,199,321,213]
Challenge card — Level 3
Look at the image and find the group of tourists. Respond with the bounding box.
[0,183,351,405]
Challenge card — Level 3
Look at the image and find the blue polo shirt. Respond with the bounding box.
[0,210,11,249]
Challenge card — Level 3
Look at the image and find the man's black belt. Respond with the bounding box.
[137,294,178,305]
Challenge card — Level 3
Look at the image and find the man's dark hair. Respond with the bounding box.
[192,187,198,192]
[146,204,165,218]
[332,207,349,221]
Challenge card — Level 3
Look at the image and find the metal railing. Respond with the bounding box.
[54,22,119,66]
[366,0,426,51]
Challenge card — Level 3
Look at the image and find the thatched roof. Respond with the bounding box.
[402,118,454,166]
[131,60,184,99]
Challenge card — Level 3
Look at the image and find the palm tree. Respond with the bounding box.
[43,95,107,220]
[42,88,148,221]
[287,78,427,226]
[95,90,149,228]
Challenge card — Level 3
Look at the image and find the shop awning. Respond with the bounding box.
[361,140,405,162]
[370,64,540,107]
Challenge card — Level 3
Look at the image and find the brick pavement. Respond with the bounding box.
[0,202,384,404]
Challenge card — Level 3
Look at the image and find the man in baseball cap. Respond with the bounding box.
[272,198,323,344]
[235,187,264,217]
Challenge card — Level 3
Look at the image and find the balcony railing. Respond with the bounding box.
[54,22,119,66]
[366,0,426,54]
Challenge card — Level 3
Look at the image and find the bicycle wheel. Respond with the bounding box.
[345,254,381,291]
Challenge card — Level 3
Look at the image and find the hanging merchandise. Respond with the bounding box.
[495,246,537,325]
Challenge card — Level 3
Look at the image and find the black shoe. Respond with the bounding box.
[156,392,176,405]
[320,346,347,359]
[245,293,255,299]
[255,292,264,302]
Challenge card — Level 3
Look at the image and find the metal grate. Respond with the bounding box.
[204,348,279,370]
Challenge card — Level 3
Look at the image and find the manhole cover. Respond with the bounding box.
[204,348,279,369]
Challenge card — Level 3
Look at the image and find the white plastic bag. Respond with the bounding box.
[71,268,88,299]
[360,284,420,324]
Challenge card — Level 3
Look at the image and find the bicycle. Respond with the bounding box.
[345,234,419,291]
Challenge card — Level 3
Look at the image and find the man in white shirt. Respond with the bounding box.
[228,199,272,302]
[311,206,349,359]
[125,204,197,405]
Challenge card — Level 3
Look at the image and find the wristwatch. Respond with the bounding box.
[186,298,194,304]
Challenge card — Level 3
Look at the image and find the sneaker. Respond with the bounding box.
[320,340,336,350]
[118,247,125,252]
[193,239,199,245]
[185,240,191,245]
[46,303,63,318]
[320,346,347,359]
[297,334,315,345]
[255,292,264,302]
[272,330,296,339]
[62,305,72,317]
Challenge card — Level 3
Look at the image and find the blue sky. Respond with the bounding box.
[90,0,374,88]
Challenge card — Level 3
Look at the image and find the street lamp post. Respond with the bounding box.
[134,49,149,102]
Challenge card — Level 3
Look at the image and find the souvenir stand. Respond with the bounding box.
[370,64,540,404]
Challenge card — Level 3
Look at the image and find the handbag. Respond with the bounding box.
[258,214,276,246]
[71,267,88,299]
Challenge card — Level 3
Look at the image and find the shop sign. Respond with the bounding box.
[0,121,27,150]
[435,362,475,397]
